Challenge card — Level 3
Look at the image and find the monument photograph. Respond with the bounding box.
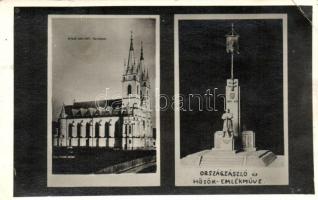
[47,15,160,187]
[175,14,288,186]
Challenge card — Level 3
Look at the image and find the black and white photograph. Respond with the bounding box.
[12,4,314,196]
[47,15,160,187]
[175,14,289,186]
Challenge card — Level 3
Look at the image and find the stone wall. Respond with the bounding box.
[54,115,155,150]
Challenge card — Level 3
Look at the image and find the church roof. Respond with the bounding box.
[72,99,122,109]
[62,98,129,118]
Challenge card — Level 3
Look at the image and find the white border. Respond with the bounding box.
[174,14,289,186]
[0,1,315,199]
[47,15,160,187]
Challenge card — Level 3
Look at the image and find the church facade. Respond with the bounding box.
[53,33,155,150]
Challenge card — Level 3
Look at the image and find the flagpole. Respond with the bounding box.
[231,23,234,81]
[231,52,234,80]
[231,23,234,90]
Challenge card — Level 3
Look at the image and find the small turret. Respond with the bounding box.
[59,103,67,118]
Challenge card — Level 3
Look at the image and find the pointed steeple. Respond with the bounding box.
[129,31,134,50]
[59,103,67,118]
[140,41,144,60]
[127,31,135,72]
[138,41,145,76]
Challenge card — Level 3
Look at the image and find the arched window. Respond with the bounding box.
[77,123,81,138]
[137,85,139,95]
[114,119,122,138]
[129,125,132,134]
[86,123,91,138]
[143,121,145,130]
[105,122,110,138]
[69,124,73,138]
[95,122,100,138]
[127,84,132,95]
[125,124,127,134]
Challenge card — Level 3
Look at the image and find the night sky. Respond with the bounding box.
[179,19,284,157]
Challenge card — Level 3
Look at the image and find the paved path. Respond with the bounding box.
[120,161,156,173]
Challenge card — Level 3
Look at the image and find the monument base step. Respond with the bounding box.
[243,147,256,152]
[194,149,277,167]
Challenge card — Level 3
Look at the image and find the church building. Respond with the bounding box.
[53,32,155,150]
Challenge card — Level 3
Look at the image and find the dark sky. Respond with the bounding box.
[51,17,156,126]
[179,19,284,157]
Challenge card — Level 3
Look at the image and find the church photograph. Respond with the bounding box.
[13,5,314,195]
[174,14,288,186]
[47,15,159,182]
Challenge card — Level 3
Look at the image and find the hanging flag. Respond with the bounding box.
[226,34,239,54]
[225,24,240,54]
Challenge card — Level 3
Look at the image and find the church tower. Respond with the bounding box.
[139,41,151,111]
[122,32,141,109]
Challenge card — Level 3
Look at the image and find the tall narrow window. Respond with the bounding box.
[129,125,132,134]
[69,124,73,138]
[137,85,139,95]
[105,122,110,138]
[95,122,100,138]
[86,123,90,138]
[77,123,81,138]
[127,84,132,95]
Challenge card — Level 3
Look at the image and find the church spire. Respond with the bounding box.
[129,31,134,51]
[127,31,135,71]
[140,41,144,60]
[138,41,145,75]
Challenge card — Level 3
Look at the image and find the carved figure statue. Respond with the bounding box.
[222,109,233,137]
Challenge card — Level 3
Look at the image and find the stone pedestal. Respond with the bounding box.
[226,79,240,137]
[242,131,256,151]
[184,149,278,167]
[212,131,236,153]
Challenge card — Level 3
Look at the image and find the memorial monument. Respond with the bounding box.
[181,24,277,167]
